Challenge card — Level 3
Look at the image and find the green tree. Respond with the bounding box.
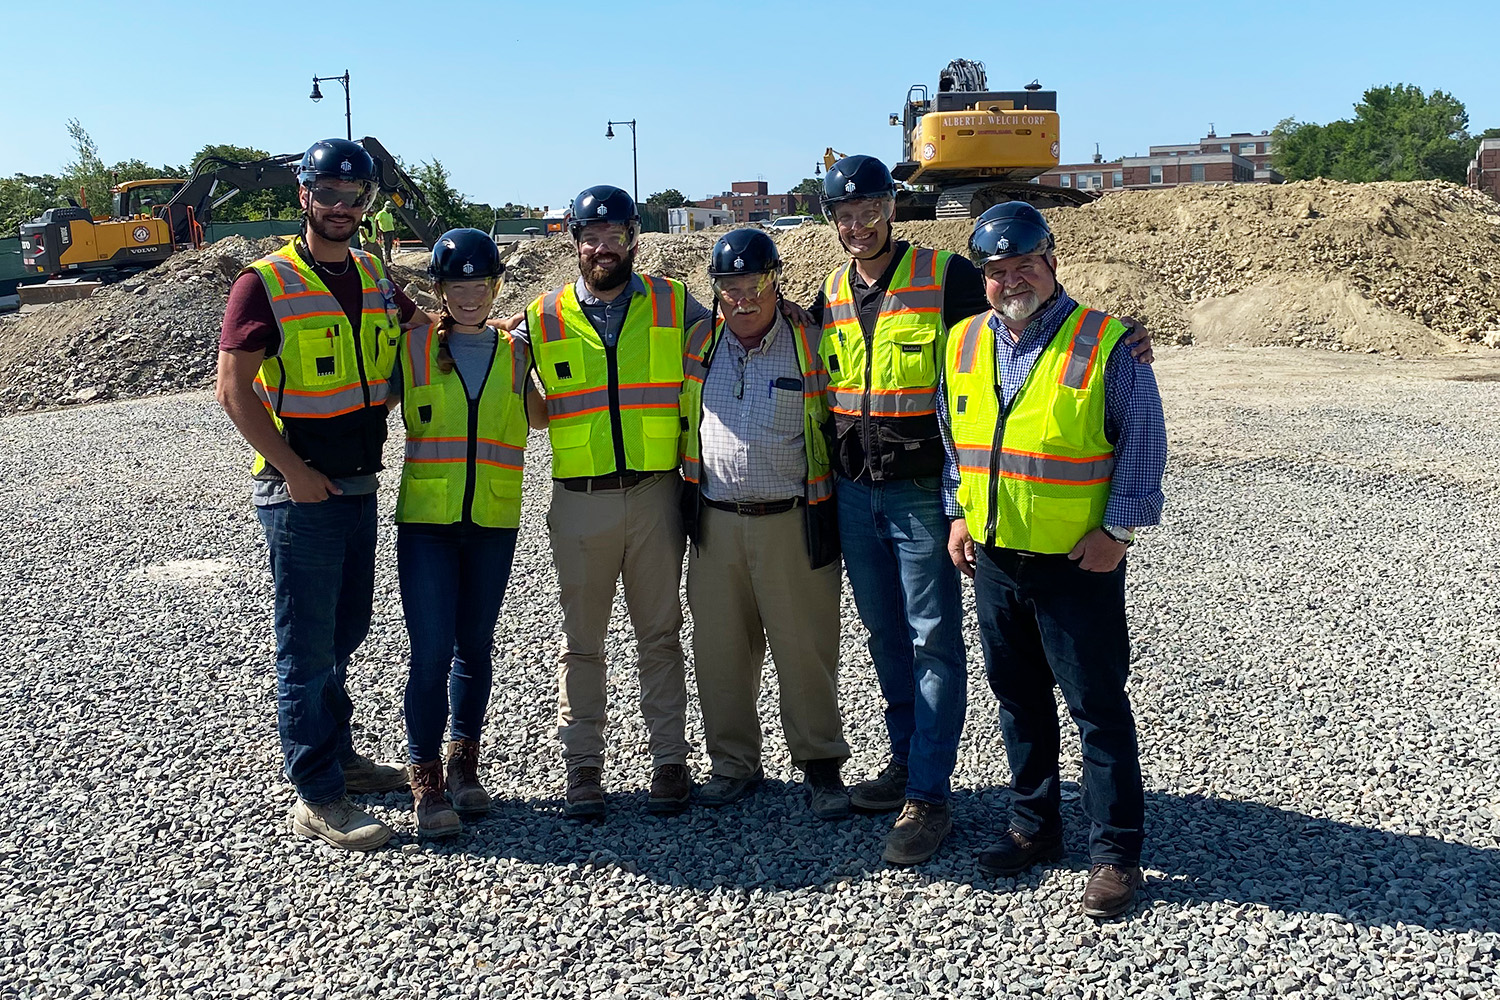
[645,188,691,208]
[1,173,61,234]
[412,157,471,232]
[791,177,822,213]
[1273,85,1475,183]
[187,143,301,222]
[61,118,112,216]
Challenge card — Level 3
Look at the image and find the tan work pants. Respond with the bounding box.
[687,504,847,778]
[547,472,689,770]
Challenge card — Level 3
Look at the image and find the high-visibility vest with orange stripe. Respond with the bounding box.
[680,317,833,502]
[818,245,952,422]
[245,243,400,478]
[946,305,1126,554]
[394,325,530,528]
[526,277,686,478]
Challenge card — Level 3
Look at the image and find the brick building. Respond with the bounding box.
[692,181,814,224]
[1470,137,1500,201]
[1038,128,1281,192]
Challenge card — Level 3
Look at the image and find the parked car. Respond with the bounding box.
[766,215,813,231]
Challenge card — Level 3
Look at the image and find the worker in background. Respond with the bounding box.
[512,185,714,820]
[215,138,420,851]
[679,229,849,820]
[945,203,1166,920]
[388,229,547,838]
[375,201,398,264]
[809,155,1153,867]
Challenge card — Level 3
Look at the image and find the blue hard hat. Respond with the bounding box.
[820,155,896,212]
[708,228,781,277]
[297,138,377,187]
[428,228,503,281]
[568,185,639,238]
[969,201,1054,264]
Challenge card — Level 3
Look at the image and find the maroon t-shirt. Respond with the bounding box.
[220,256,417,354]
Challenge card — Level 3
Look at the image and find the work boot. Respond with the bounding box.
[850,760,908,813]
[342,752,409,794]
[976,828,1065,878]
[565,766,606,820]
[802,758,850,821]
[698,770,763,807]
[290,796,392,851]
[647,764,693,815]
[881,799,952,866]
[445,739,491,817]
[410,759,461,838]
[1082,864,1144,919]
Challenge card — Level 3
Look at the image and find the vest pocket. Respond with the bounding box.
[549,421,594,462]
[403,384,444,426]
[640,412,680,470]
[1043,386,1092,446]
[649,327,684,384]
[1028,495,1093,552]
[888,329,936,388]
[473,475,522,527]
[297,329,343,384]
[402,476,449,521]
[538,337,586,389]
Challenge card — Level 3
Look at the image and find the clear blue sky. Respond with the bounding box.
[3,0,1496,210]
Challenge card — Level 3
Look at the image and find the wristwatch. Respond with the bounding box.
[1102,524,1136,546]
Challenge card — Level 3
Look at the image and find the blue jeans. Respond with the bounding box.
[836,474,968,803]
[256,493,378,805]
[397,522,518,763]
[973,546,1143,864]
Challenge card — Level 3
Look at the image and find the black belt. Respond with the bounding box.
[702,496,803,517]
[557,471,660,493]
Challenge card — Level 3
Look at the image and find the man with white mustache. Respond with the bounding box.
[678,229,848,820]
[943,202,1166,920]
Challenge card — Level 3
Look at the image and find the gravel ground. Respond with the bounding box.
[1,347,1497,999]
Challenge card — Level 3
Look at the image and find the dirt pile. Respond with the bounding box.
[0,236,286,411]
[3,179,1497,414]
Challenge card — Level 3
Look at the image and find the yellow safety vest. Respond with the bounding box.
[245,243,400,478]
[679,317,833,505]
[526,277,686,478]
[818,245,951,420]
[395,325,530,528]
[946,305,1126,554]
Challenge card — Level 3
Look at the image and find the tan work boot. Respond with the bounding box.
[290,796,392,851]
[342,752,409,794]
[411,759,462,838]
[445,739,491,816]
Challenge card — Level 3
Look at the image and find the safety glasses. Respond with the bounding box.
[711,271,774,301]
[309,183,375,210]
[829,197,894,232]
[575,224,636,251]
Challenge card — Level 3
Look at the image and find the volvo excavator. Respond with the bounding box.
[885,59,1097,219]
[19,136,443,279]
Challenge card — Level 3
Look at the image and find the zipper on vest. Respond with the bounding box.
[860,325,874,477]
[350,322,371,406]
[454,340,495,525]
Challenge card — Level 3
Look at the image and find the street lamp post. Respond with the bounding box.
[605,119,638,206]
[310,71,353,140]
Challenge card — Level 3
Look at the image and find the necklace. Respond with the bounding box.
[312,255,351,276]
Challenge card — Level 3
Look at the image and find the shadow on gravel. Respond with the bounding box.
[1140,791,1500,935]
[431,783,1498,934]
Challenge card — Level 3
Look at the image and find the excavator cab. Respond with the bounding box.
[111,180,186,219]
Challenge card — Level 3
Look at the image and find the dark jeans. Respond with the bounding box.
[256,493,378,805]
[397,522,519,763]
[973,545,1144,864]
[836,473,968,803]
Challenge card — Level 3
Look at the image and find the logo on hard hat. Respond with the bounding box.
[597,205,608,216]
[462,262,474,274]
[844,180,856,193]
[997,237,1010,250]
[340,160,352,172]
[733,257,744,270]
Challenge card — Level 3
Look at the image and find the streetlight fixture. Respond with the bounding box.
[605,119,638,206]
[310,70,353,141]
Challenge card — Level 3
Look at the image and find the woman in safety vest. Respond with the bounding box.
[392,228,544,837]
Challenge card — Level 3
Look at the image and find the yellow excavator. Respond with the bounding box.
[886,59,1096,219]
[19,137,442,279]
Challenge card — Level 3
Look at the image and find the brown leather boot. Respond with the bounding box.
[1082,863,1144,919]
[445,739,491,817]
[565,766,606,819]
[411,759,461,838]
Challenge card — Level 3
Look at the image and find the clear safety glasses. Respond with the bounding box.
[829,197,894,232]
[575,224,637,252]
[711,271,775,302]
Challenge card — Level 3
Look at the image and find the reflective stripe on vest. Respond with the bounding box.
[946,306,1122,553]
[526,276,686,477]
[679,317,833,504]
[818,245,948,419]
[395,323,528,528]
[245,245,398,473]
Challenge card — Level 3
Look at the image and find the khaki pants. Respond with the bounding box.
[547,472,689,770]
[687,504,847,778]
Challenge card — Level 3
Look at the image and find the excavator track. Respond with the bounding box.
[932,180,1098,219]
